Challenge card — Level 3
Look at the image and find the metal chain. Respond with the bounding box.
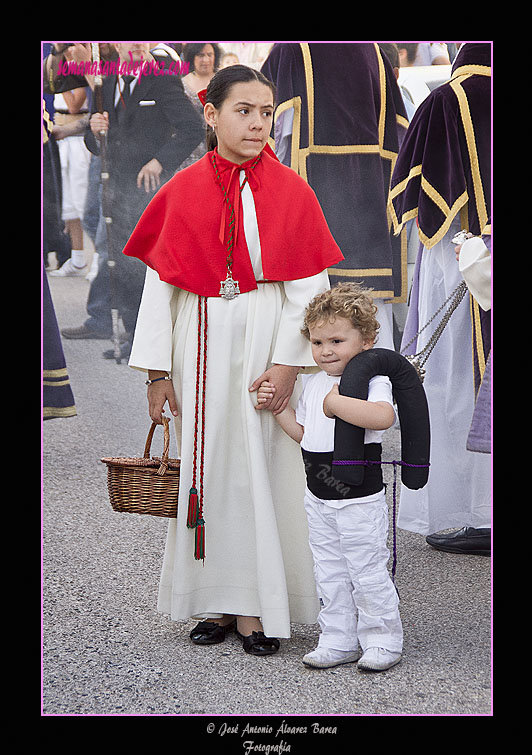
[400,280,468,381]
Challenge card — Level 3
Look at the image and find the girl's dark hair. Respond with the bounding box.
[204,65,276,151]
[182,42,222,72]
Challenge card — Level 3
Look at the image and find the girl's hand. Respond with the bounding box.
[323,383,339,418]
[147,376,180,425]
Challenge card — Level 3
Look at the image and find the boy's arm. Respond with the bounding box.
[323,383,395,431]
[256,381,304,443]
[274,405,304,444]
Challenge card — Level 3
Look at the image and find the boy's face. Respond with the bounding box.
[309,317,373,376]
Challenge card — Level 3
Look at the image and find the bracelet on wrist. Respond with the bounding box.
[145,375,171,386]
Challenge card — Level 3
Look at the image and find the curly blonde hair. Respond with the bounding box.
[302,282,380,343]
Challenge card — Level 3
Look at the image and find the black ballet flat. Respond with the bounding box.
[190,619,236,645]
[235,629,280,656]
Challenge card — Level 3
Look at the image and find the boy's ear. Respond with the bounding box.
[361,338,374,351]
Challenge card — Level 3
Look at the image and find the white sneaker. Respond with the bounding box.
[49,258,88,277]
[302,647,360,669]
[357,647,402,672]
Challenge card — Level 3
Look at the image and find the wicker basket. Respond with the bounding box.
[101,417,180,518]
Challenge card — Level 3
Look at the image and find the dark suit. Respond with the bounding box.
[84,61,204,336]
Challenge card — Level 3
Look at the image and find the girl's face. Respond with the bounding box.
[204,81,274,165]
[309,317,373,376]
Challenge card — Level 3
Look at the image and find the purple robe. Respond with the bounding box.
[43,268,76,420]
[389,42,491,246]
[392,42,492,395]
[262,42,409,301]
[388,43,492,533]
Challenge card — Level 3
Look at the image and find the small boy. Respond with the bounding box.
[258,283,403,671]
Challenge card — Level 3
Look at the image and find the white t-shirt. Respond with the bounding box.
[296,370,395,507]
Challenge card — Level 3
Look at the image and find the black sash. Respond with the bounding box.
[302,444,383,501]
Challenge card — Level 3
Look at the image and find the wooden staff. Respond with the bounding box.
[91,43,122,364]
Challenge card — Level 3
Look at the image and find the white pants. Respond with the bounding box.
[304,491,403,653]
[57,136,91,221]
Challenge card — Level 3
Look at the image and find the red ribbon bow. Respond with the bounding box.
[212,150,261,251]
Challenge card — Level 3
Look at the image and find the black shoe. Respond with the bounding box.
[103,341,131,360]
[235,629,280,656]
[190,619,236,645]
[62,324,111,340]
[426,527,491,556]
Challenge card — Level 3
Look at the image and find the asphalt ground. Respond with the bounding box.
[42,263,492,729]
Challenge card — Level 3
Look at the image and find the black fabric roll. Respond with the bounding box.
[333,348,430,490]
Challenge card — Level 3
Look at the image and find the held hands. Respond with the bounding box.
[257,381,275,405]
[250,365,299,416]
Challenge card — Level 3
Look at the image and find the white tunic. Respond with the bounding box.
[129,176,329,637]
[397,221,491,535]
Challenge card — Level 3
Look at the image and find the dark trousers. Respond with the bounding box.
[84,184,150,337]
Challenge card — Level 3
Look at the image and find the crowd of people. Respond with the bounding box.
[42,42,491,674]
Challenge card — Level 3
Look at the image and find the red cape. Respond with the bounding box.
[122,146,343,297]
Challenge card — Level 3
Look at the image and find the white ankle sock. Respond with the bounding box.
[71,250,85,268]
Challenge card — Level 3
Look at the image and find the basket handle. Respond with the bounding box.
[143,417,171,476]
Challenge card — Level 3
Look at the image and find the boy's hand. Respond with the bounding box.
[323,383,339,418]
[257,381,275,405]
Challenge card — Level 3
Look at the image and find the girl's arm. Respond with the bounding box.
[256,381,304,443]
[128,267,179,424]
[323,383,395,431]
[147,371,180,425]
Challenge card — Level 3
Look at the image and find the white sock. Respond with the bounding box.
[71,249,85,268]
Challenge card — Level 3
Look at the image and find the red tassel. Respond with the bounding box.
[187,488,199,528]
[194,518,205,561]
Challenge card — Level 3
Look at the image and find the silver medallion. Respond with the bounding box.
[219,272,240,300]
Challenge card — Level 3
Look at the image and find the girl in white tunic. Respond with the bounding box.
[125,65,344,653]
